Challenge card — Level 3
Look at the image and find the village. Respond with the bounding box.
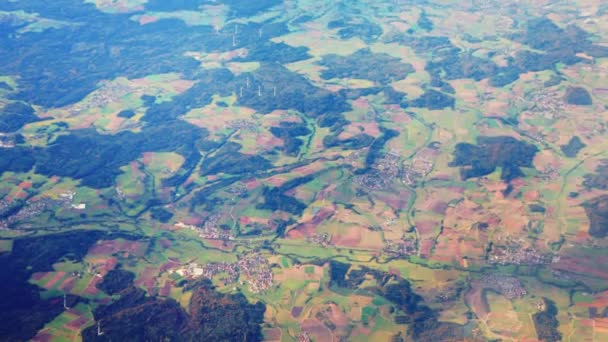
[0,191,85,230]
[175,215,235,241]
[353,151,401,190]
[525,87,568,120]
[227,119,257,131]
[488,243,552,265]
[0,133,16,148]
[402,146,438,187]
[307,232,331,247]
[383,238,417,257]
[172,252,273,294]
[66,80,132,117]
[481,274,527,300]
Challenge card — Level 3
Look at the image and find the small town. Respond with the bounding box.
[0,192,83,230]
[488,244,552,265]
[481,274,527,299]
[401,165,421,187]
[402,147,438,186]
[354,151,400,190]
[172,252,273,294]
[525,87,567,120]
[175,215,235,241]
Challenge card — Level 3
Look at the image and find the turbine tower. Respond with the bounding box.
[97,321,104,336]
[63,293,68,310]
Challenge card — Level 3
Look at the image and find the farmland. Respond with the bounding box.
[1,0,608,341]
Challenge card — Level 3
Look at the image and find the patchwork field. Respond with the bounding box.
[1,0,608,341]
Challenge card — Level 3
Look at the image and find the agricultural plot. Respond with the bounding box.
[1,0,608,341]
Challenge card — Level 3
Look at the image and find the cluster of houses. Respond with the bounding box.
[383,239,417,257]
[354,152,401,190]
[482,274,527,299]
[175,217,235,241]
[172,252,273,294]
[0,192,84,229]
[402,147,437,187]
[488,244,551,265]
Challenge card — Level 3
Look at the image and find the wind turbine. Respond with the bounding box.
[97,321,104,336]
